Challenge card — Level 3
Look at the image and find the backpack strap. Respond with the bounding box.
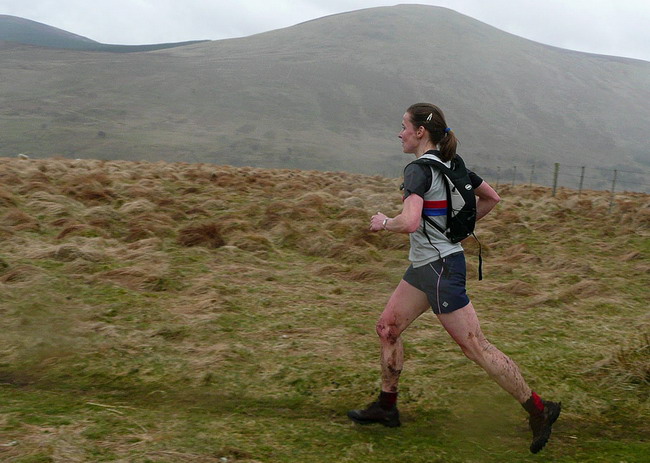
[474,232,483,281]
[409,154,456,238]
[406,154,484,281]
[421,170,451,237]
[422,221,482,281]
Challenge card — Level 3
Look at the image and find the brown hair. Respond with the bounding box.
[406,103,458,162]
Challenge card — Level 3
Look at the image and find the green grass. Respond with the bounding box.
[1,158,648,462]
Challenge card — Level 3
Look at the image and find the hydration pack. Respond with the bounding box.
[407,153,483,279]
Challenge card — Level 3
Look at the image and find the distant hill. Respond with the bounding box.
[0,15,208,52]
[1,6,649,188]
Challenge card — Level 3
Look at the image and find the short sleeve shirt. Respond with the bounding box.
[403,164,484,199]
[402,154,483,267]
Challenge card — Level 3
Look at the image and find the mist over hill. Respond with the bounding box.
[1,5,649,186]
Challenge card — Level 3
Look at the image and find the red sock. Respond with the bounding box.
[522,391,545,416]
[379,391,398,410]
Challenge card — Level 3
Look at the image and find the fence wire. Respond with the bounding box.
[470,162,650,195]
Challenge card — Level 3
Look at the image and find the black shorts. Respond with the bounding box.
[402,252,470,314]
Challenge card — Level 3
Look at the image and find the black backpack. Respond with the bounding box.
[407,153,483,279]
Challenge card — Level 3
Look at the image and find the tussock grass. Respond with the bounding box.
[0,157,648,462]
[595,334,650,391]
[178,222,226,249]
[0,187,17,206]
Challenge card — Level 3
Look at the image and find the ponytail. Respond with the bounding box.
[406,103,458,162]
[438,128,458,162]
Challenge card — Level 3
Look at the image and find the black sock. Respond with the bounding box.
[379,391,398,410]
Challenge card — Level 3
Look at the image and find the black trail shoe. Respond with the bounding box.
[347,401,401,427]
[529,400,561,453]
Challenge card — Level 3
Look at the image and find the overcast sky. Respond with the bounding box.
[1,0,649,62]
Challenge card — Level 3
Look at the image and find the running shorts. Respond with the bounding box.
[402,252,470,314]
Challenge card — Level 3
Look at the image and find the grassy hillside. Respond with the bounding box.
[2,5,649,184]
[0,157,648,462]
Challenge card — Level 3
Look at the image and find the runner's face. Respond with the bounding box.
[399,113,420,154]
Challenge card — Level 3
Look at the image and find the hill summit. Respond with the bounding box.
[1,5,649,186]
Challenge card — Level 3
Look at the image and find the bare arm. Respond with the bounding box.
[370,194,423,233]
[474,181,500,221]
[371,180,498,233]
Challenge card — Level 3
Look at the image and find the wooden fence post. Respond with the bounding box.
[529,163,535,187]
[609,169,618,211]
[578,166,585,195]
[552,163,560,196]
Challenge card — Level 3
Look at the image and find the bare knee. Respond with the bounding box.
[376,319,400,345]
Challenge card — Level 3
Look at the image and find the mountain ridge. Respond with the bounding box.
[1,5,648,187]
[0,14,209,52]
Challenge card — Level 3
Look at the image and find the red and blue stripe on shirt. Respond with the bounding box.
[423,200,447,217]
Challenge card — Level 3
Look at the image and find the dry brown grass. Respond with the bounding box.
[0,156,648,462]
[0,186,17,206]
[0,156,646,276]
[1,155,646,293]
[178,222,226,249]
[595,333,650,391]
[97,263,170,291]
